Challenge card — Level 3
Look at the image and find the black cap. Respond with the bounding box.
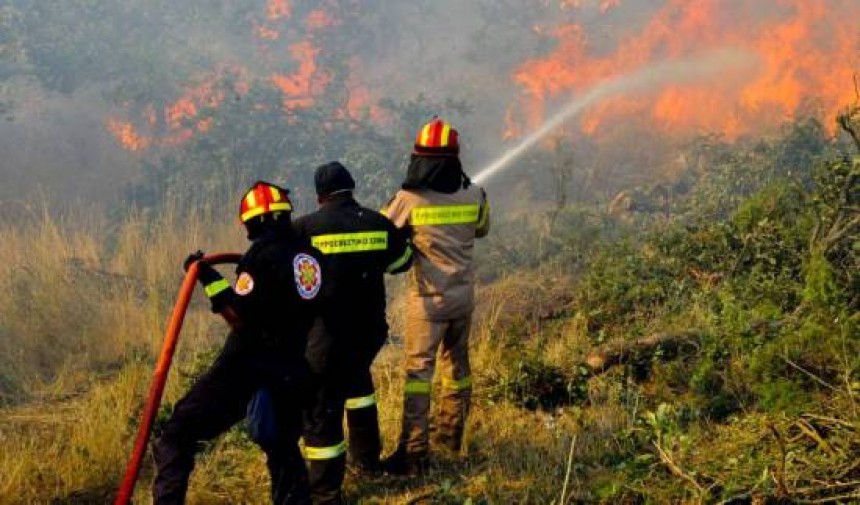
[314,161,355,197]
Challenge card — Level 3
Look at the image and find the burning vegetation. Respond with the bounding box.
[510,0,860,139]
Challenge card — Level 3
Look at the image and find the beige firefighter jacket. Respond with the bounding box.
[382,184,490,320]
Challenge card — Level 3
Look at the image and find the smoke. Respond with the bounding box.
[1,0,858,207]
[0,87,137,206]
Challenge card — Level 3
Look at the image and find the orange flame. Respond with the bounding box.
[267,0,291,21]
[512,0,860,139]
[162,71,230,144]
[106,119,150,151]
[272,41,332,110]
[107,66,247,150]
[107,1,378,152]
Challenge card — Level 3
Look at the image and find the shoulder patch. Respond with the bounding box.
[235,272,255,296]
[292,253,321,300]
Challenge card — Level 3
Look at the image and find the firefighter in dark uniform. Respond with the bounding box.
[293,162,412,504]
[152,181,324,505]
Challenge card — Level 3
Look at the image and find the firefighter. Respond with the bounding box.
[293,162,412,503]
[152,181,323,505]
[380,118,490,475]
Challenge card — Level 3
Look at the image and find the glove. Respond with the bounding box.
[183,250,205,271]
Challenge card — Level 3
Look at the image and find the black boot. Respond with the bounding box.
[380,445,428,476]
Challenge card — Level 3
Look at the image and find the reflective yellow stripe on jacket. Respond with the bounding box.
[311,231,388,254]
[204,279,230,298]
[410,204,480,226]
[386,245,412,273]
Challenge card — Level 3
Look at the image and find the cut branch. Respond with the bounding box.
[584,330,703,374]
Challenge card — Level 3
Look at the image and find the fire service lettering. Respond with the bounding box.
[411,205,480,226]
[311,231,389,254]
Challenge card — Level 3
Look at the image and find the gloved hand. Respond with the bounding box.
[183,250,205,271]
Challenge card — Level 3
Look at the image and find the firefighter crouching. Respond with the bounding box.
[381,118,490,475]
[294,162,412,503]
[152,181,324,505]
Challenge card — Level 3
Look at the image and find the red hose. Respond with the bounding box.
[115,253,241,505]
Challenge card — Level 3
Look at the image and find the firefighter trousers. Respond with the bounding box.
[398,314,473,456]
[304,333,384,504]
[152,348,310,505]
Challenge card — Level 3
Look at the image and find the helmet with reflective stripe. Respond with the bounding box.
[240,181,293,223]
[413,117,459,157]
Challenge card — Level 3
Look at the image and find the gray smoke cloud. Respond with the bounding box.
[0,1,855,207]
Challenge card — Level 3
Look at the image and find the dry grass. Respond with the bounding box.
[10,204,810,504]
[0,202,248,503]
[0,202,243,401]
[0,206,612,503]
[9,205,853,503]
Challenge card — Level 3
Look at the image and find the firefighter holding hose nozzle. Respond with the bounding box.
[152,181,324,505]
[380,118,490,475]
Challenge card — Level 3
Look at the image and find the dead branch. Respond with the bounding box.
[653,440,707,502]
[800,413,857,431]
[770,424,791,498]
[796,492,860,504]
[780,356,841,393]
[584,330,703,374]
[837,113,860,152]
[793,481,860,495]
[837,75,860,152]
[794,418,838,457]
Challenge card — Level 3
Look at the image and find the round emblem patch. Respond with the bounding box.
[234,272,255,296]
[292,253,321,300]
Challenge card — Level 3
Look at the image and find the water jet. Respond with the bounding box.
[472,49,755,186]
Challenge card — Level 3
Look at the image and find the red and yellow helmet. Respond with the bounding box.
[413,117,459,156]
[240,181,293,223]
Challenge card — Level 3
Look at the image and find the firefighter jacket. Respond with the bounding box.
[293,195,412,332]
[195,228,324,363]
[382,184,490,320]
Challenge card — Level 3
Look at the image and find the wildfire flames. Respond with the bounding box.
[266,0,291,21]
[108,66,246,151]
[509,0,860,140]
[108,0,860,153]
[108,0,336,151]
[106,119,150,152]
[271,41,330,111]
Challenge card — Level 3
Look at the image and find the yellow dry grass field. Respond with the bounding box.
[0,206,610,504]
[5,201,853,504]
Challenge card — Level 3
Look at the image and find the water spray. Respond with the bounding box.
[472,49,756,185]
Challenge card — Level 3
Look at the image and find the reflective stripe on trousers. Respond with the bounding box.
[400,314,472,455]
[303,440,347,460]
[345,393,376,410]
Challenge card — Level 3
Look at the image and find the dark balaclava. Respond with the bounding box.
[314,161,356,199]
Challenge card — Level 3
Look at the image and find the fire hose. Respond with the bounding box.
[115,253,241,505]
